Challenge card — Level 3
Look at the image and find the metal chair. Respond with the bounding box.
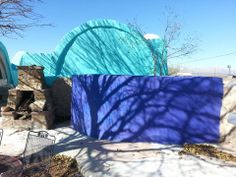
[0,129,3,146]
[21,131,56,176]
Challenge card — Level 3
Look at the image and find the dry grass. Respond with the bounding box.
[179,144,236,163]
[22,155,83,177]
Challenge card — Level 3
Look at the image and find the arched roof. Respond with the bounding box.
[12,19,168,85]
[0,41,14,85]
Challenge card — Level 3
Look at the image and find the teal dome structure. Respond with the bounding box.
[0,41,14,85]
[12,19,168,86]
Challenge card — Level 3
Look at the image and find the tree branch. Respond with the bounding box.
[0,0,51,37]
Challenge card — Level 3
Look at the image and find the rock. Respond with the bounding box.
[34,89,51,101]
[29,100,46,112]
[18,115,28,120]
[31,111,55,129]
[220,77,236,150]
[16,66,45,91]
[7,89,19,110]
[1,106,13,112]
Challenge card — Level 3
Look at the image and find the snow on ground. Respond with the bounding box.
[0,122,236,177]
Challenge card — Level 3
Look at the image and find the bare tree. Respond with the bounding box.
[0,0,49,37]
[160,15,198,75]
[163,15,198,60]
[129,13,198,76]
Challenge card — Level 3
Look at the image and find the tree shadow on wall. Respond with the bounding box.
[72,75,223,145]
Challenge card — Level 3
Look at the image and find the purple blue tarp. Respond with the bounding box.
[71,75,223,144]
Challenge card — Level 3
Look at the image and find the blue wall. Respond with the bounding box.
[71,75,223,144]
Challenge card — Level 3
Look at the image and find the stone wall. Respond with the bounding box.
[0,66,54,130]
[51,78,72,119]
[17,66,45,90]
[220,77,236,150]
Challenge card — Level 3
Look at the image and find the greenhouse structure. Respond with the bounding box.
[1,19,168,86]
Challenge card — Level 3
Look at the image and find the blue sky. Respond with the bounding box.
[1,0,236,72]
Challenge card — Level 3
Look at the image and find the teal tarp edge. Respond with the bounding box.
[0,41,14,85]
[11,19,168,86]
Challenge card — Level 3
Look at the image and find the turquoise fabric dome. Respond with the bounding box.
[0,41,14,85]
[12,19,168,86]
